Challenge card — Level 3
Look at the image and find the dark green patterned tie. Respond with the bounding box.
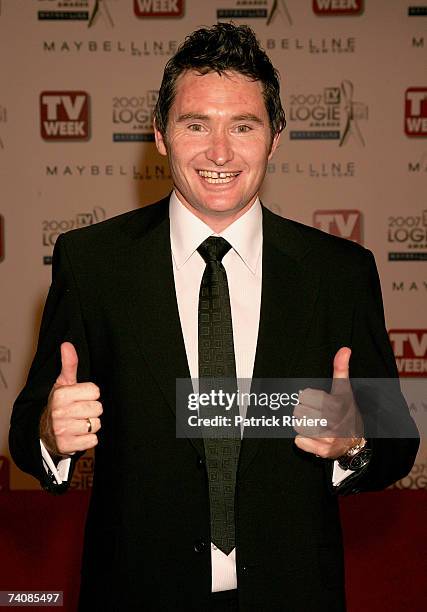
[198,237,240,556]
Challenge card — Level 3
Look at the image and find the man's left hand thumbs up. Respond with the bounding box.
[294,346,364,459]
[332,346,351,385]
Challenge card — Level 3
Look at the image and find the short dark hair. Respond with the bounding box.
[154,23,286,139]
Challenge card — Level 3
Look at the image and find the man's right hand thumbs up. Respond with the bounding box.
[39,342,102,456]
[56,341,79,386]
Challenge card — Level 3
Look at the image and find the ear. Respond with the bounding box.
[153,119,168,156]
[268,131,281,160]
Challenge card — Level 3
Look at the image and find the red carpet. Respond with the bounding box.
[0,489,426,611]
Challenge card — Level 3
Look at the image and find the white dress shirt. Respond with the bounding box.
[170,191,262,592]
[41,191,352,593]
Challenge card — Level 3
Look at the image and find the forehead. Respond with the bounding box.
[171,69,267,116]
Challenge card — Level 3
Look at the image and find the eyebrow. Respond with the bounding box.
[231,113,265,125]
[176,112,265,125]
[176,113,210,122]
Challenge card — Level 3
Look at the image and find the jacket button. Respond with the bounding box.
[197,457,204,468]
[194,539,208,553]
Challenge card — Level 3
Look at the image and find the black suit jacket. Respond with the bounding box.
[10,198,418,612]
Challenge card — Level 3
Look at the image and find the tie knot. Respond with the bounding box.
[197,237,232,264]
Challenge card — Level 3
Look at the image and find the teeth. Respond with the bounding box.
[204,177,234,184]
[198,170,239,180]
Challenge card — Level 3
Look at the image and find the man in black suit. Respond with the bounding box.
[10,23,418,612]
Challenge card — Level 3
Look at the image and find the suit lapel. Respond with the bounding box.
[114,199,204,456]
[238,206,320,477]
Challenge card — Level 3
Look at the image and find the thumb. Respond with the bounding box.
[57,341,78,386]
[331,346,351,394]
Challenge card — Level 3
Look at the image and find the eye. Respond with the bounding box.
[235,125,251,133]
[188,124,205,132]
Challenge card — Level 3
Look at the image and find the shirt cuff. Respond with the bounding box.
[40,439,72,484]
[332,460,354,486]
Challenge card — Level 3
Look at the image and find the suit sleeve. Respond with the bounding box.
[9,233,91,493]
[334,249,419,495]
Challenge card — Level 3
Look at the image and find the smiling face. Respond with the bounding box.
[154,70,280,231]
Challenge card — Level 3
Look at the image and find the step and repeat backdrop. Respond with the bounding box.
[0,0,426,492]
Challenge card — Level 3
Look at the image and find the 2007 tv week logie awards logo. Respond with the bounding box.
[37,0,114,27]
[288,81,367,145]
[217,0,293,26]
[112,92,158,142]
[387,211,427,261]
[42,207,106,265]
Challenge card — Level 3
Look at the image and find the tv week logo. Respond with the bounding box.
[313,210,363,244]
[134,0,184,17]
[405,88,427,137]
[389,330,427,377]
[313,0,363,15]
[40,91,90,141]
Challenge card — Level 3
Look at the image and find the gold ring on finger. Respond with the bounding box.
[86,417,92,433]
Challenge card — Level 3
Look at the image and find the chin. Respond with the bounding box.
[204,199,245,214]
[207,207,241,218]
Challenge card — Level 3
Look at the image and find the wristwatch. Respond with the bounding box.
[337,437,372,471]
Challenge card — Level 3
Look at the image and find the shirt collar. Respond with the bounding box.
[169,190,262,274]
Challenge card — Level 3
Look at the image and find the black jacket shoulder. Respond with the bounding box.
[60,197,170,250]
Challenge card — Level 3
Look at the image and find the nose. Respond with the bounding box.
[205,131,234,166]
